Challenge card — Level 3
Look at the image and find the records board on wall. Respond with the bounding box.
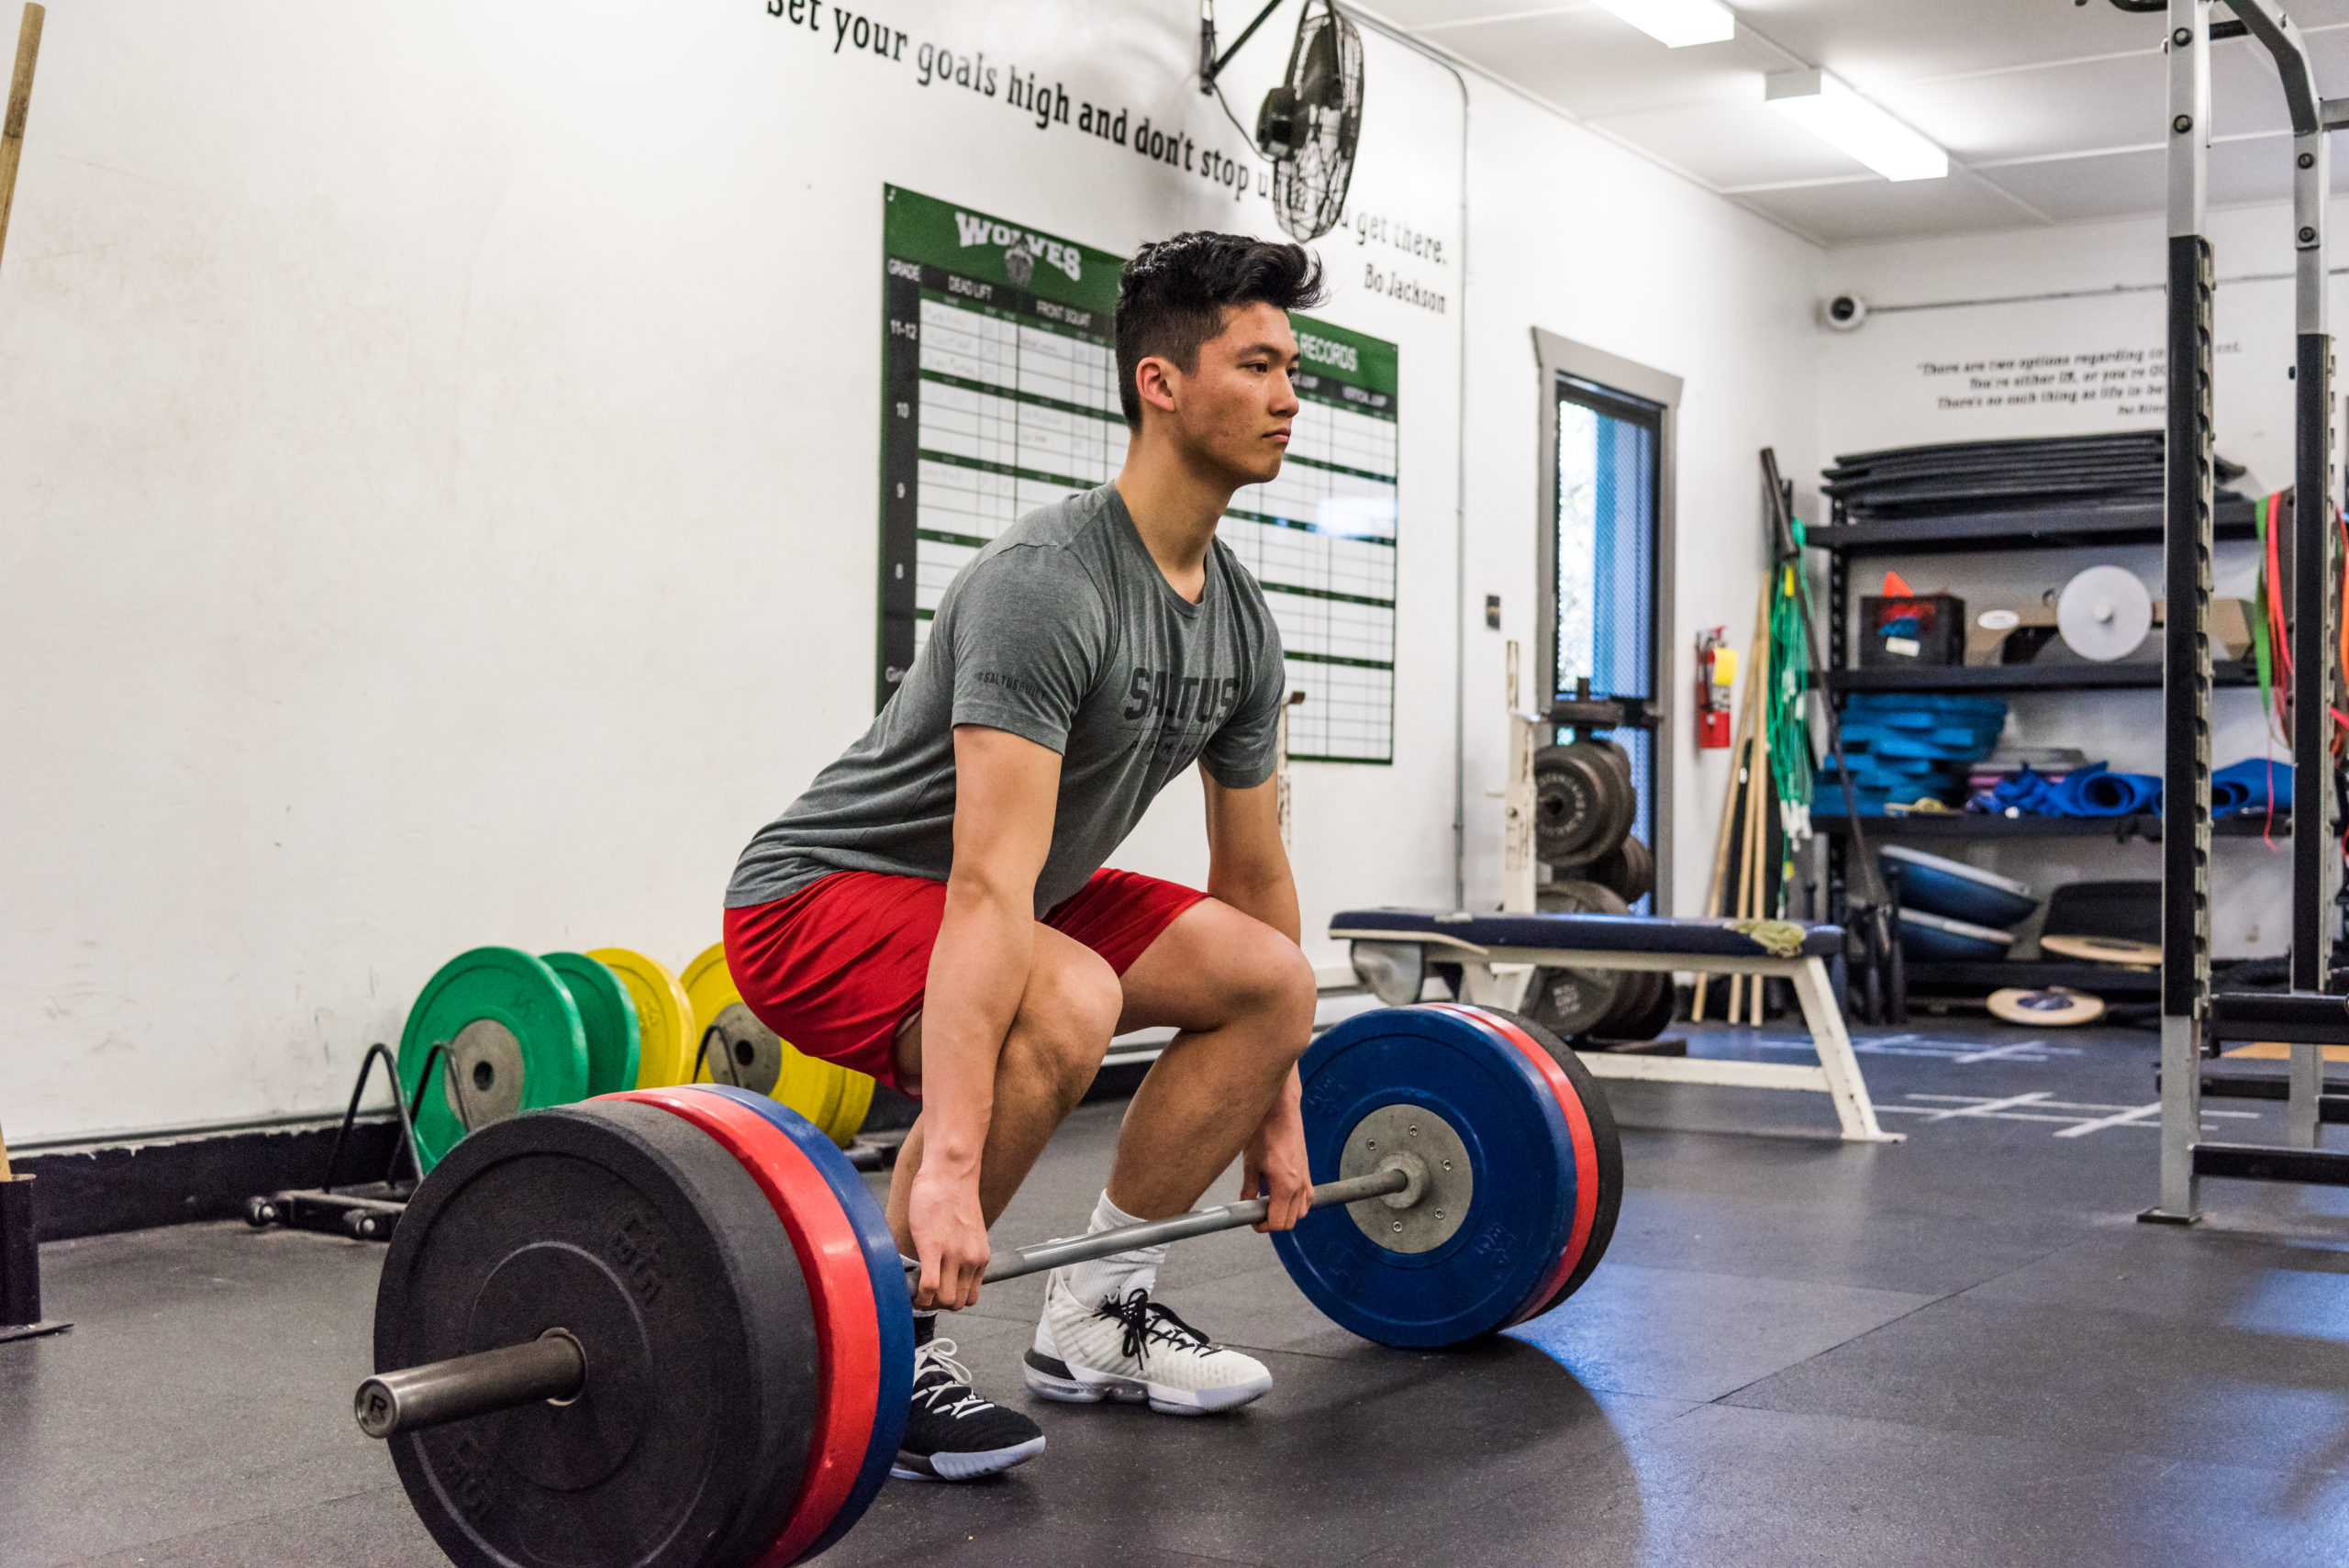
[876,184,1401,764]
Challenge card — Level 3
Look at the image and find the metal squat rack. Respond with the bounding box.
[2148,0,2349,1222]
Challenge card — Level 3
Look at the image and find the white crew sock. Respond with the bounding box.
[1062,1190,1169,1312]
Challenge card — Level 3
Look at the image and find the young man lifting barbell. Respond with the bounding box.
[723,231,1327,1481]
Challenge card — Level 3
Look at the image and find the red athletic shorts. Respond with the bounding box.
[722,868,1208,1092]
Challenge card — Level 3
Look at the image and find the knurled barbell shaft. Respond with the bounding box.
[352,1168,1410,1441]
[354,1329,584,1440]
[968,1165,1408,1284]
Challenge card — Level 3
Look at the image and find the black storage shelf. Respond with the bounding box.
[1904,960,2160,995]
[1814,812,2288,841]
[1805,497,2256,557]
[1825,660,2257,694]
[1809,478,2269,1022]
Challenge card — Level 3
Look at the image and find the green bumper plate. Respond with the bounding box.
[542,951,641,1097]
[396,948,588,1172]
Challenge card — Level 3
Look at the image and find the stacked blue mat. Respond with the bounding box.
[1822,694,2009,814]
[1977,762,2159,817]
[1971,757,2288,818]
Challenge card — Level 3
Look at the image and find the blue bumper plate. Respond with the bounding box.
[1274,1006,1579,1348]
[694,1085,911,1562]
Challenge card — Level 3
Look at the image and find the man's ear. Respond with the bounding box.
[1133,354,1180,419]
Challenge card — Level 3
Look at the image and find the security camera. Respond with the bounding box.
[1821,294,1868,332]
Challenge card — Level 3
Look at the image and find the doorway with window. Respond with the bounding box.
[1533,332,1679,913]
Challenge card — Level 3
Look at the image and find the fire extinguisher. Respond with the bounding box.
[1696,628,1735,749]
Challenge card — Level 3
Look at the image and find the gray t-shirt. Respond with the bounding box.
[728,484,1288,914]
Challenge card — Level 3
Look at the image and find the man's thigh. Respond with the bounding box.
[892,920,1118,1094]
[725,871,945,1090]
[1113,896,1303,1036]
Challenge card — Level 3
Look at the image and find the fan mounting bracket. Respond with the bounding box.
[1200,0,1290,91]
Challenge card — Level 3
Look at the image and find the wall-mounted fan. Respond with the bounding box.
[1200,0,1364,242]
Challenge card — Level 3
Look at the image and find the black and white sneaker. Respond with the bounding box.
[1024,1273,1273,1415]
[891,1331,1047,1482]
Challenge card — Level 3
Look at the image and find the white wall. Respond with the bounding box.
[1454,83,1825,922]
[0,0,1820,1145]
[1818,203,2343,954]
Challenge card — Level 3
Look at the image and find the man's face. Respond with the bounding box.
[1153,302,1302,488]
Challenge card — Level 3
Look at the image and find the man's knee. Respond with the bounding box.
[1222,925,1319,1051]
[1012,941,1121,1087]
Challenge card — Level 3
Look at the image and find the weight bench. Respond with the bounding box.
[1330,908,1898,1143]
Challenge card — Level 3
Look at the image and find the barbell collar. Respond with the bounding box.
[353,1328,584,1440]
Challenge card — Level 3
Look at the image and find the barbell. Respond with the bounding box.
[356,1004,1623,1568]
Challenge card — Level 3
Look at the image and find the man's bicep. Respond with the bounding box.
[949,724,1062,896]
[949,552,1103,753]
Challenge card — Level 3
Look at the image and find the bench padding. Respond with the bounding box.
[1330,908,1845,961]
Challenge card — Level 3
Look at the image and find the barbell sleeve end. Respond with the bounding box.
[354,1329,586,1440]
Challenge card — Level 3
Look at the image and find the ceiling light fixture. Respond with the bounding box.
[1588,0,1736,50]
[1765,69,1948,182]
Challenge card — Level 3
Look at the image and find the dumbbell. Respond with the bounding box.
[355,1005,1623,1568]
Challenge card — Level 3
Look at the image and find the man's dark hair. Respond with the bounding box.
[1114,232,1328,428]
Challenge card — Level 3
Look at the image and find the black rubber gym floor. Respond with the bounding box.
[6,1018,2349,1567]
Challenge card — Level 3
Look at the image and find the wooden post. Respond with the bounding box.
[1735,612,1774,1024]
[0,4,44,278]
[1691,681,1760,1021]
[1692,573,1774,1022]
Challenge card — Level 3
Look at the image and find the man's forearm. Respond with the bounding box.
[915,881,1034,1173]
[1206,862,1301,946]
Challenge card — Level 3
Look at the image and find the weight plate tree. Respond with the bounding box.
[1590,738,1638,856]
[541,951,642,1097]
[587,947,697,1090]
[1585,832,1653,904]
[682,944,875,1147]
[358,1005,1625,1566]
[1609,960,1678,1044]
[372,1100,819,1568]
[1525,881,1664,1040]
[1271,1004,1618,1345]
[395,948,590,1173]
[1531,742,1621,867]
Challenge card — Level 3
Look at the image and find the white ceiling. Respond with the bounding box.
[1361,0,2349,246]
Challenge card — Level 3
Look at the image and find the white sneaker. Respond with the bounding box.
[1022,1272,1274,1416]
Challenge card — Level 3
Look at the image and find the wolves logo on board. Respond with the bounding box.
[1004,241,1036,288]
